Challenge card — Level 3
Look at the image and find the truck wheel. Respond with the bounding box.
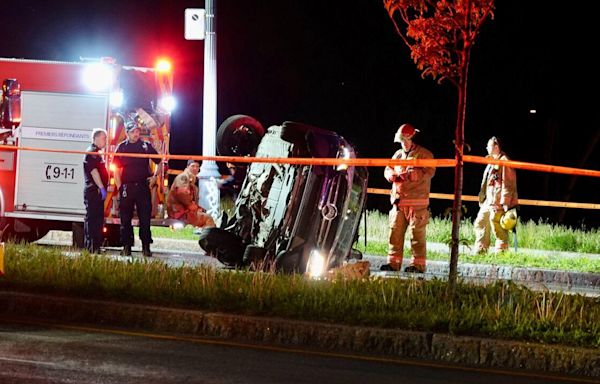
[217,115,265,157]
[72,222,85,248]
[198,227,245,267]
[0,218,50,243]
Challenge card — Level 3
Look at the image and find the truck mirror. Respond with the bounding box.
[1,79,22,129]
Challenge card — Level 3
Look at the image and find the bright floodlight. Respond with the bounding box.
[529,109,537,114]
[109,89,124,108]
[158,96,176,113]
[156,59,172,72]
[82,63,113,91]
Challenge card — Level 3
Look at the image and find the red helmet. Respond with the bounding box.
[394,123,419,142]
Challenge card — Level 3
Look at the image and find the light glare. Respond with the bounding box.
[307,249,326,278]
[82,63,113,91]
[158,96,176,113]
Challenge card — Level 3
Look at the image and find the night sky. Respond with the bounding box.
[3,1,598,226]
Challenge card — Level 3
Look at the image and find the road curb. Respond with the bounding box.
[366,256,600,291]
[1,291,598,377]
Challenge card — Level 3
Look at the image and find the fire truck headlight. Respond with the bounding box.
[307,249,326,279]
[109,90,124,108]
[82,63,113,91]
[158,96,176,113]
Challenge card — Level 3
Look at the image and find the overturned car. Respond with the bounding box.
[199,115,368,275]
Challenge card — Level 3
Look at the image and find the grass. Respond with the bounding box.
[2,243,600,349]
[360,211,600,255]
[150,208,600,255]
[145,207,600,272]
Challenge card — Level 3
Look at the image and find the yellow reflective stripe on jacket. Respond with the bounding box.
[396,198,430,207]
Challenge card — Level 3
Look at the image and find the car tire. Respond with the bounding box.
[243,245,268,269]
[198,227,245,267]
[217,115,265,157]
[280,121,310,144]
[274,245,309,274]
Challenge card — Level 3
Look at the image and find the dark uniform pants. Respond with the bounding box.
[84,186,104,253]
[119,182,152,247]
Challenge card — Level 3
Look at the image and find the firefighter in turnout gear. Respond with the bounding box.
[474,136,518,253]
[114,119,162,257]
[167,159,216,229]
[381,124,435,273]
[83,128,109,254]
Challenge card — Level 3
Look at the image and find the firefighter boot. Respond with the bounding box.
[142,243,152,257]
[120,245,132,256]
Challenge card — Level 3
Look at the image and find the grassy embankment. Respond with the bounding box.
[2,243,599,349]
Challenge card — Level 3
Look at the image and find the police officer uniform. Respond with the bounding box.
[83,143,109,253]
[114,124,160,256]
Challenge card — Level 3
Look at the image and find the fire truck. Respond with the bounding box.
[0,57,174,246]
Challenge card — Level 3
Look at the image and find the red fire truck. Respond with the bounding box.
[0,57,174,246]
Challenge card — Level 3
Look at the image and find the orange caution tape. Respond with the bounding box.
[1,144,599,179]
[367,188,600,210]
[5,143,595,210]
[463,155,600,178]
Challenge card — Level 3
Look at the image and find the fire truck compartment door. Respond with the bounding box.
[15,91,108,214]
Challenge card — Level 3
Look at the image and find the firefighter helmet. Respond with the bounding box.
[394,123,419,142]
[500,208,518,231]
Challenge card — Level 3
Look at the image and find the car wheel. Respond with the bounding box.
[217,115,265,157]
[243,245,268,269]
[198,227,245,267]
[274,246,308,274]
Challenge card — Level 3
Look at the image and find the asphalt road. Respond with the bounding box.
[0,320,592,384]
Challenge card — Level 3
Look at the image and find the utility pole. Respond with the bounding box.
[197,0,221,221]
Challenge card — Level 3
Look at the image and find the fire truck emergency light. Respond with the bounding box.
[82,63,113,91]
[109,89,124,108]
[155,59,172,73]
[158,96,176,113]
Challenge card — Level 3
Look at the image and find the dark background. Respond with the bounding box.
[3,1,598,226]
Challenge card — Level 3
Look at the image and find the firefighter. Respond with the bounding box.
[83,128,109,253]
[114,120,162,257]
[381,123,435,273]
[167,159,216,229]
[474,136,518,253]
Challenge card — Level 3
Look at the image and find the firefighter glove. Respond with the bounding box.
[394,173,408,183]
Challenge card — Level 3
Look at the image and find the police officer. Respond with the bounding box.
[83,128,109,253]
[114,119,162,256]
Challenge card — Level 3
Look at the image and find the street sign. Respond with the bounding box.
[185,8,206,40]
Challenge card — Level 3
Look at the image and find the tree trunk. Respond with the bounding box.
[448,48,471,295]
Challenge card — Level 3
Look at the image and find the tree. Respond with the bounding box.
[383,0,495,293]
